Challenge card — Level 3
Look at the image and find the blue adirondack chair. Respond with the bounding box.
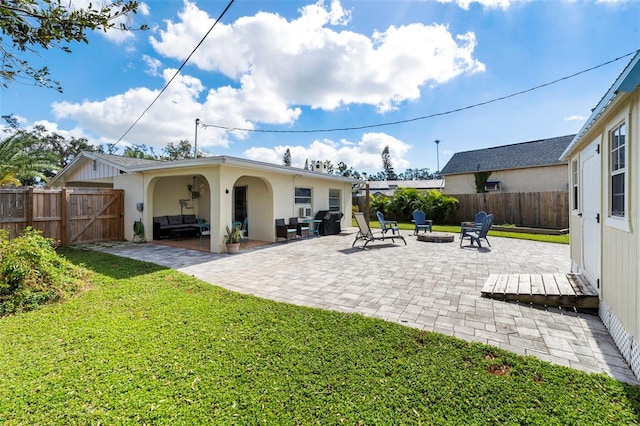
[376,211,400,238]
[412,209,433,235]
[461,214,493,248]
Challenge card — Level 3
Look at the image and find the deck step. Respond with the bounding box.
[481,273,598,309]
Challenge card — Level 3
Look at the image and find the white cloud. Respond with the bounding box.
[53,0,483,156]
[244,132,411,174]
[437,0,512,10]
[150,0,485,113]
[564,115,587,121]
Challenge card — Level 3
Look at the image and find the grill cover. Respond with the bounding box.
[314,210,343,235]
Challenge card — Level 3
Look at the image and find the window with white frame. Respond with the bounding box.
[610,122,626,217]
[571,159,578,211]
[295,187,312,204]
[329,189,341,211]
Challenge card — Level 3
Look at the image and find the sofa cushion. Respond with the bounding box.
[167,215,183,226]
[183,214,197,224]
[154,216,169,226]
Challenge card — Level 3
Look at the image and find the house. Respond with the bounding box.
[560,51,640,377]
[48,152,356,253]
[440,135,574,194]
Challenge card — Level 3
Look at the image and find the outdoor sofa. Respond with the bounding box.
[153,214,201,240]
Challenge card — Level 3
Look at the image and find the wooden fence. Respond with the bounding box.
[0,187,124,245]
[447,191,569,229]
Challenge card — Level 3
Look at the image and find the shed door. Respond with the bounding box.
[581,140,600,292]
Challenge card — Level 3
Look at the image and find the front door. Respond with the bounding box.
[581,140,601,292]
[233,186,247,223]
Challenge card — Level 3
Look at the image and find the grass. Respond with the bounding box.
[1,249,639,424]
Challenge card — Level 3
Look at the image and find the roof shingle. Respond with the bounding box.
[440,135,574,175]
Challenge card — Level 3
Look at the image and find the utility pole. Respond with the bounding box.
[194,118,200,158]
[434,139,440,174]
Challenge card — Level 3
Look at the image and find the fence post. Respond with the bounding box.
[60,188,68,246]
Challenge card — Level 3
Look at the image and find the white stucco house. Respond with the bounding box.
[560,50,640,377]
[48,152,356,253]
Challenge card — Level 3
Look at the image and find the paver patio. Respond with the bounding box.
[87,228,638,384]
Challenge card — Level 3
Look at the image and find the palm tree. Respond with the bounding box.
[0,132,58,186]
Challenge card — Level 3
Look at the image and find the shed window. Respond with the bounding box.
[610,123,625,217]
[571,159,578,211]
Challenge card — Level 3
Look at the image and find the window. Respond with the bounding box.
[295,187,312,204]
[610,123,625,217]
[571,159,578,211]
[329,189,341,211]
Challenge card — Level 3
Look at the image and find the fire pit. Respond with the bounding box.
[416,232,455,243]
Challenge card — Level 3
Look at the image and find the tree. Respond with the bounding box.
[163,140,193,160]
[124,144,157,160]
[304,158,309,170]
[381,145,397,180]
[282,148,291,167]
[27,124,97,170]
[0,131,58,185]
[1,0,147,92]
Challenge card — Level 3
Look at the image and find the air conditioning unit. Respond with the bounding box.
[299,207,312,217]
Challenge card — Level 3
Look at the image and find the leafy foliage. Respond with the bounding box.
[282,148,291,166]
[0,129,58,185]
[381,145,397,180]
[0,228,83,315]
[474,171,493,193]
[371,187,459,223]
[1,0,147,91]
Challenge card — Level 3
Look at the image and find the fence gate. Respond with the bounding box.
[0,187,124,245]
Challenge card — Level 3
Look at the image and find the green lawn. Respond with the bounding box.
[0,249,638,424]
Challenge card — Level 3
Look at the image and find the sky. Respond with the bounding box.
[2,0,640,176]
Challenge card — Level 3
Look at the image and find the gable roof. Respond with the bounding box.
[440,134,574,176]
[561,50,640,159]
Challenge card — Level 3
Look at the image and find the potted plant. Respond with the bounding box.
[223,225,242,254]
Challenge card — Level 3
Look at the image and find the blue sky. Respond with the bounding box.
[2,0,639,175]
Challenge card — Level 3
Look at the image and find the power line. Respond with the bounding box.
[200,48,640,135]
[114,0,236,145]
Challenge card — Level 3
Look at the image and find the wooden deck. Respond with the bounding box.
[481,273,599,309]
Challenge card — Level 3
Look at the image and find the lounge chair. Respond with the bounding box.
[412,209,433,235]
[275,218,296,241]
[353,212,406,249]
[460,214,493,248]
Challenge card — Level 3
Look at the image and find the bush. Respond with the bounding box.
[0,228,84,316]
[369,188,459,223]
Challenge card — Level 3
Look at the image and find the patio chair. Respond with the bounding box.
[275,218,296,241]
[460,211,487,237]
[353,212,406,249]
[197,218,211,248]
[239,217,248,247]
[412,209,433,235]
[376,211,401,239]
[460,214,493,248]
[289,217,309,239]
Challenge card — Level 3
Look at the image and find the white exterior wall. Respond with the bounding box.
[114,163,352,253]
[566,88,640,377]
[443,165,568,194]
